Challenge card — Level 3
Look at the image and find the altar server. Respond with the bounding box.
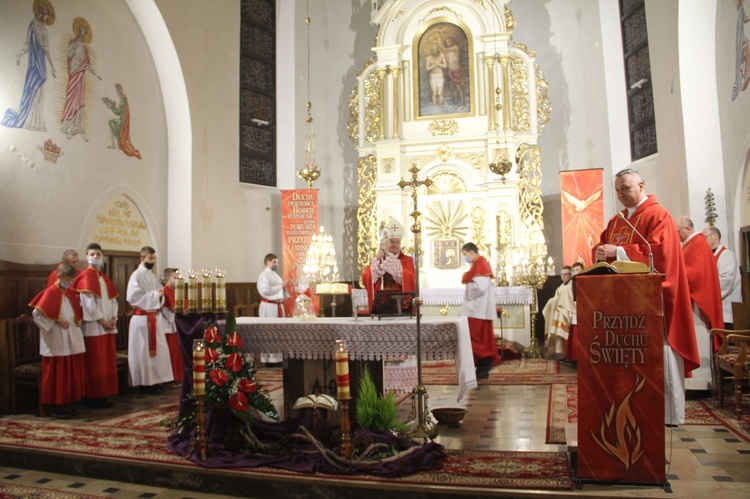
[126,246,173,393]
[593,169,698,425]
[258,253,289,366]
[71,243,119,408]
[45,249,82,288]
[29,262,86,418]
[361,217,416,310]
[460,242,500,379]
[542,266,573,360]
[160,267,182,382]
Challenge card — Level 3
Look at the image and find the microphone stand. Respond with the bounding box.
[616,212,654,273]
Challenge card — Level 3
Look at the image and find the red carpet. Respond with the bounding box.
[700,396,750,443]
[423,358,577,386]
[546,384,723,444]
[0,405,573,492]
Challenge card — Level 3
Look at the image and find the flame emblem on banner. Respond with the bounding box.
[591,375,646,470]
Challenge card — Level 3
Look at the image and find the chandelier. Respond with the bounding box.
[302,226,339,285]
[296,1,320,189]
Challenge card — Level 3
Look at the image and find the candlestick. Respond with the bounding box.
[187,270,198,313]
[174,271,185,314]
[335,339,350,400]
[214,268,226,313]
[200,269,213,313]
[193,339,205,396]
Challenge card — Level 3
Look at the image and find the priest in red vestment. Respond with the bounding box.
[29,262,86,418]
[676,216,724,392]
[460,242,501,379]
[45,249,82,288]
[593,169,698,425]
[361,217,416,311]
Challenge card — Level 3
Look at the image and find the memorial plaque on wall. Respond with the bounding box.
[239,0,276,186]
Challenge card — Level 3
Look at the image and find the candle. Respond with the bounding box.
[187,270,198,313]
[214,269,226,313]
[200,269,213,313]
[335,339,350,400]
[174,271,185,314]
[193,339,205,396]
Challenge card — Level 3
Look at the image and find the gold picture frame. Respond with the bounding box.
[412,18,474,120]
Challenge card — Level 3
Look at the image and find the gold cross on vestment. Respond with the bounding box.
[398,164,433,234]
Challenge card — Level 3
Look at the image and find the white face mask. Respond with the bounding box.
[464,256,472,263]
[88,258,103,266]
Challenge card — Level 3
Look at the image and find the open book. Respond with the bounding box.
[578,260,651,276]
[292,394,338,411]
[315,282,350,294]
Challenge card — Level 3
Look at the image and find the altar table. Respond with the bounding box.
[235,316,477,410]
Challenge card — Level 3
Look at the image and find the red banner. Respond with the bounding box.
[281,189,318,286]
[576,273,665,484]
[560,169,604,267]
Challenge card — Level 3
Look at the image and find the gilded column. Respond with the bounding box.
[500,56,512,131]
[392,67,401,140]
[486,56,497,132]
[378,68,388,140]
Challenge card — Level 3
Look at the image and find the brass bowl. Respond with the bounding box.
[432,407,467,425]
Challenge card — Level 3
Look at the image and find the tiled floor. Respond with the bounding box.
[2,365,750,497]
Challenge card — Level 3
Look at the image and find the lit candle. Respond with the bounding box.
[214,269,226,312]
[193,339,205,396]
[335,339,350,400]
[200,269,212,313]
[187,270,198,313]
[174,271,185,314]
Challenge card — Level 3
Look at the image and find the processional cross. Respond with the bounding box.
[398,163,438,442]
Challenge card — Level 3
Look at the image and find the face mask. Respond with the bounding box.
[88,258,103,267]
[143,262,155,270]
[58,280,71,289]
[271,265,278,272]
[464,256,472,263]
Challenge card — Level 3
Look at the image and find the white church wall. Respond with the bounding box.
[716,0,750,247]
[510,0,612,265]
[0,0,167,264]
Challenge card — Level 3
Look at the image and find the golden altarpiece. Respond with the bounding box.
[349,1,551,344]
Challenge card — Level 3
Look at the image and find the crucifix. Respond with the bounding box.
[398,163,438,442]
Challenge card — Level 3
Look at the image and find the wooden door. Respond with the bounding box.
[740,226,750,303]
[106,251,140,346]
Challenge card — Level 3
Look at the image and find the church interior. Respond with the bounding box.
[1,0,750,497]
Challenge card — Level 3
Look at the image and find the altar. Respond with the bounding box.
[235,316,476,419]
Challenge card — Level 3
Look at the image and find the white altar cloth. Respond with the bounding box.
[235,316,477,400]
[351,286,532,309]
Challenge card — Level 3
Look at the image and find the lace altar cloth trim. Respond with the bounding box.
[351,287,532,308]
[235,317,459,361]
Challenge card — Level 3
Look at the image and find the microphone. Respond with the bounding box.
[616,212,654,273]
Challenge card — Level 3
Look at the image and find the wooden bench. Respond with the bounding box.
[8,314,44,416]
[711,328,750,419]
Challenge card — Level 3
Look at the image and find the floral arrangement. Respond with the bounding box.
[202,314,278,423]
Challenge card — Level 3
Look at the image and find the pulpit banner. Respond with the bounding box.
[576,273,665,484]
[281,188,318,286]
[560,169,603,267]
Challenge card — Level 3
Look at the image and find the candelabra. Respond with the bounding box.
[296,3,321,189]
[303,226,339,286]
[705,188,717,226]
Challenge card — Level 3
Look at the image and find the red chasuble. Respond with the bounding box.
[29,282,83,324]
[683,235,724,350]
[71,266,119,299]
[361,252,416,310]
[592,195,699,373]
[461,255,494,284]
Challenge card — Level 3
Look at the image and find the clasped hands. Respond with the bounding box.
[595,244,618,261]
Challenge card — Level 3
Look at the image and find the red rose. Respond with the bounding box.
[204,325,221,344]
[209,369,228,387]
[205,348,219,363]
[238,378,258,394]
[226,352,243,372]
[229,391,248,412]
[226,332,243,348]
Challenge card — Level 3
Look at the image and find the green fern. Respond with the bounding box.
[355,367,408,432]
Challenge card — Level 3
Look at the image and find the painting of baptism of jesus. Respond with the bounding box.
[414,21,473,119]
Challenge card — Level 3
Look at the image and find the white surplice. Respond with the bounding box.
[257,267,288,363]
[32,297,86,357]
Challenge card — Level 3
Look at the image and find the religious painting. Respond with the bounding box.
[433,239,461,269]
[732,0,750,101]
[413,20,473,119]
[560,169,604,267]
